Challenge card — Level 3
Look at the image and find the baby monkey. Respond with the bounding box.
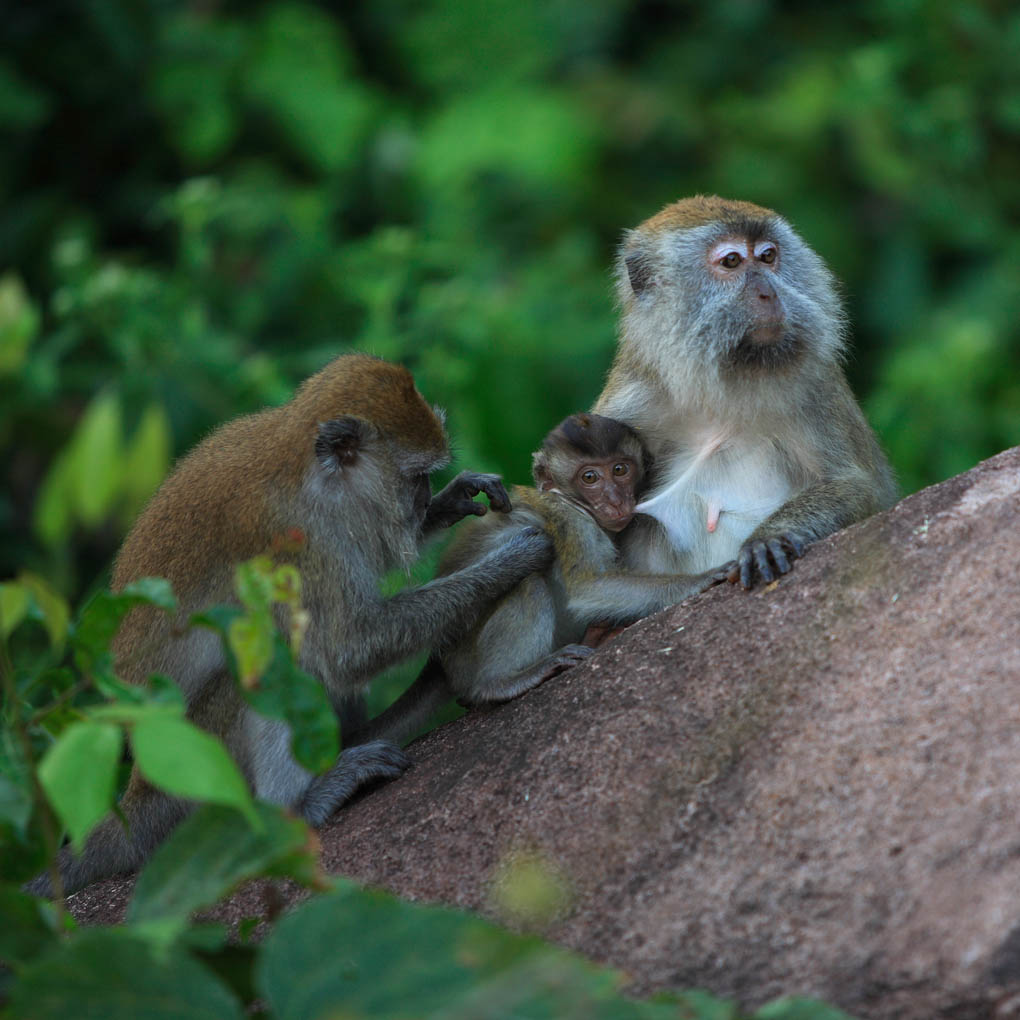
[354,413,729,746]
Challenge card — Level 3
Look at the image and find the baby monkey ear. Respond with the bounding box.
[316,416,375,470]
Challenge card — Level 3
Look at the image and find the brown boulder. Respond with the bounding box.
[69,447,1020,1019]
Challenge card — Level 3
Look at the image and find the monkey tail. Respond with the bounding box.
[24,778,191,898]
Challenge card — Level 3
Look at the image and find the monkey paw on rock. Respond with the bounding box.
[728,532,808,590]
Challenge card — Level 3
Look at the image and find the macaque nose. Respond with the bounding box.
[754,275,777,302]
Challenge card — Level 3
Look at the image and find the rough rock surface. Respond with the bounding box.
[69,447,1020,1019]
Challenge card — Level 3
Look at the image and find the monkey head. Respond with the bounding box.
[617,195,845,379]
[532,413,648,532]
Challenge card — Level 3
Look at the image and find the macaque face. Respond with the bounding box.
[705,235,786,347]
[573,456,641,532]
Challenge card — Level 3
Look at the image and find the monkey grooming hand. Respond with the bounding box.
[422,471,513,532]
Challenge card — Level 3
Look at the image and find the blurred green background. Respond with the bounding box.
[1,0,1018,605]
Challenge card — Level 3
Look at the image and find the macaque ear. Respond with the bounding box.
[532,455,555,492]
[316,416,373,470]
[625,251,654,295]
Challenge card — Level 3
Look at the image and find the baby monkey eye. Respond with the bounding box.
[720,252,742,269]
[758,246,777,265]
[612,462,629,476]
[581,469,599,485]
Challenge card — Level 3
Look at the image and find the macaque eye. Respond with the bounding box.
[581,469,600,485]
[758,247,777,265]
[720,252,742,269]
[612,462,629,477]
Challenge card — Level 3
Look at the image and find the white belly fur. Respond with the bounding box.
[635,439,792,573]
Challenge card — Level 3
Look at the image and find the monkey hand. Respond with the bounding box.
[487,524,555,580]
[728,531,808,590]
[423,471,513,532]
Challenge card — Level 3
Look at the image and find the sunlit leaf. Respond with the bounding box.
[68,390,123,527]
[37,721,123,851]
[121,402,172,523]
[0,273,39,375]
[0,581,30,639]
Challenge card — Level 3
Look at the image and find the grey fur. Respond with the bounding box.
[597,199,896,586]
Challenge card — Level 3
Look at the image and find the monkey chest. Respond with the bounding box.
[635,443,793,570]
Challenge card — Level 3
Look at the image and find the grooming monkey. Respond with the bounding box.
[31,354,552,895]
[595,195,896,588]
[353,413,729,747]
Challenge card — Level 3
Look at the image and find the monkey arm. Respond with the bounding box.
[733,469,893,589]
[565,565,729,625]
[332,525,553,683]
[421,471,512,535]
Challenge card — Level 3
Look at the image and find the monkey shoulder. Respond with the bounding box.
[514,488,617,570]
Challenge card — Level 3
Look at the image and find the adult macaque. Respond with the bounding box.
[31,354,551,895]
[353,413,728,747]
[595,195,896,588]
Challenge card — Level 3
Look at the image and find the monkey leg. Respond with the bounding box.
[459,644,594,706]
[25,775,191,898]
[299,741,411,827]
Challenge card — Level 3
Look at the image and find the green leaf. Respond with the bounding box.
[17,572,71,649]
[257,882,688,1019]
[0,581,30,639]
[0,273,39,376]
[243,4,375,174]
[121,402,172,523]
[0,773,33,832]
[233,556,275,615]
[131,715,256,825]
[68,390,123,526]
[32,449,75,548]
[228,614,273,688]
[0,885,58,966]
[72,578,176,680]
[128,801,320,925]
[242,635,337,773]
[9,929,244,1020]
[37,721,122,852]
[753,998,857,1020]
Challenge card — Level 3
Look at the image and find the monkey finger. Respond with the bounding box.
[782,532,807,559]
[482,481,513,513]
[766,538,791,575]
[738,548,754,589]
[752,541,775,584]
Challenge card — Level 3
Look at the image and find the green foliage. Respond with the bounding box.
[0,0,1011,1014]
[5,0,1013,597]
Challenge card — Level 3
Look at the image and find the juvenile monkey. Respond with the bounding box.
[32,354,551,895]
[353,413,728,746]
[595,195,896,588]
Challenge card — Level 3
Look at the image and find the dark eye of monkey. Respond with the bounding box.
[580,469,599,485]
[759,246,777,265]
[720,252,742,269]
[612,462,629,477]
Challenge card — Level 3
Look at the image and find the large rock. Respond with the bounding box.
[69,447,1020,1019]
